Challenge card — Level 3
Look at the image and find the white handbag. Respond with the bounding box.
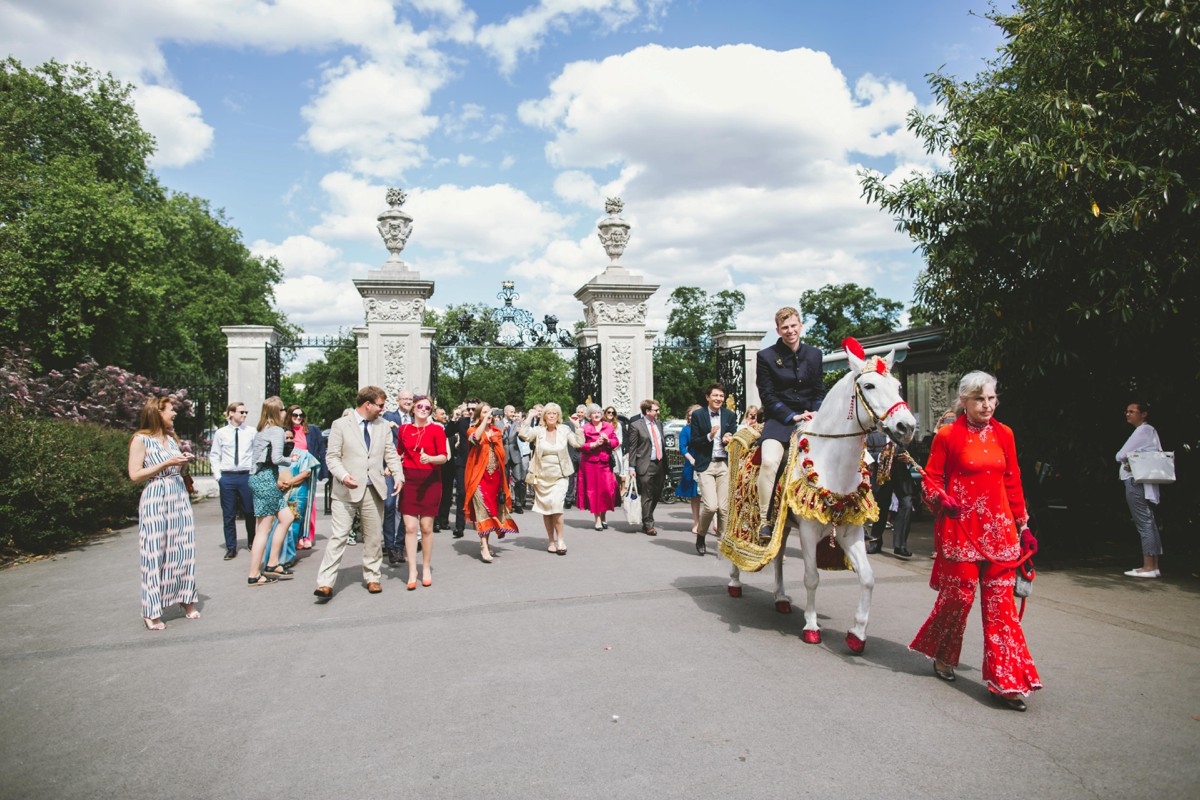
[1128,450,1176,485]
[622,478,642,528]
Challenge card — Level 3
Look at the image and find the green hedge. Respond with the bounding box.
[0,415,141,552]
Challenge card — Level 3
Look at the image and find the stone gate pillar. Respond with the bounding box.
[354,189,435,409]
[574,198,659,416]
[714,329,768,409]
[221,325,279,423]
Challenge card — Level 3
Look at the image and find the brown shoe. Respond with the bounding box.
[644,527,657,536]
[367,581,382,594]
[313,586,333,603]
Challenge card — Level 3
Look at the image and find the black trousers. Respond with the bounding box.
[636,461,666,529]
[453,463,467,533]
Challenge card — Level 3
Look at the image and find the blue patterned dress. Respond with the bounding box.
[137,435,197,619]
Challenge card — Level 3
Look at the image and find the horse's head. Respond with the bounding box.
[846,345,916,445]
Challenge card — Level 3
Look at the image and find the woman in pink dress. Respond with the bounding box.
[910,371,1041,711]
[575,403,620,531]
[398,395,449,588]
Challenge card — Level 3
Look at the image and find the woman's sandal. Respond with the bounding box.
[407,579,417,590]
[143,617,166,631]
[547,542,559,553]
[247,574,278,586]
[180,604,201,620]
[556,540,567,555]
[481,544,493,563]
[263,564,295,580]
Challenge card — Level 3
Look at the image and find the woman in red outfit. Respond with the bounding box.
[464,403,519,563]
[910,370,1041,711]
[398,395,449,588]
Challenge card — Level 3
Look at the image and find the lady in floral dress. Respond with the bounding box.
[128,396,199,630]
[910,371,1041,711]
[464,403,519,562]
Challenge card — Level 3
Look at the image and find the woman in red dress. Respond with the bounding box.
[910,370,1041,711]
[576,403,620,530]
[398,395,449,588]
[464,403,519,563]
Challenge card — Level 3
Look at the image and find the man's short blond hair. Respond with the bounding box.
[775,306,800,327]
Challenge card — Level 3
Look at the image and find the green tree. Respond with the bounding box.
[798,283,903,353]
[284,336,359,430]
[653,287,745,417]
[0,59,287,376]
[860,0,1200,538]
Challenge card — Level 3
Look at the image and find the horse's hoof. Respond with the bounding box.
[845,632,866,654]
[727,585,743,598]
[801,629,822,644]
[774,600,792,614]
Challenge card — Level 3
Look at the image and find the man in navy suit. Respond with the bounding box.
[624,399,667,535]
[755,306,826,529]
[382,389,414,564]
[689,383,738,555]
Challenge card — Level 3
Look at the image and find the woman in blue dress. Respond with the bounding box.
[260,428,321,571]
[675,403,702,533]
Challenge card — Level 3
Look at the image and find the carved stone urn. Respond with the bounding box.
[377,187,414,269]
[596,196,631,267]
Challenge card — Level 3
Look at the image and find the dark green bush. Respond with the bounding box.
[0,415,141,552]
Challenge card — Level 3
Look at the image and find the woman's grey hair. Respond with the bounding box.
[953,370,997,415]
[542,402,562,419]
[586,403,603,416]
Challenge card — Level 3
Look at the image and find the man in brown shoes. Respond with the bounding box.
[314,386,405,602]
[625,399,666,536]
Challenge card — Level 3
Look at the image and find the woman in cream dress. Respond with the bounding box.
[520,403,581,554]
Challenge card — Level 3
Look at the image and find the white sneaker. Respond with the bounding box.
[1123,568,1160,578]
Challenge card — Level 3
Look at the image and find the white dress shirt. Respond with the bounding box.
[210,422,255,480]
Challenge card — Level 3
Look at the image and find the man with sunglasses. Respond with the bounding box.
[314,386,404,601]
[210,402,255,559]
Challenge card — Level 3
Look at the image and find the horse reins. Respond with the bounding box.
[801,374,911,440]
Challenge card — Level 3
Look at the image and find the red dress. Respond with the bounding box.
[576,421,619,514]
[909,416,1042,697]
[464,425,519,539]
[397,422,447,516]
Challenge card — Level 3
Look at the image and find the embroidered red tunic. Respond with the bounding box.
[923,416,1027,563]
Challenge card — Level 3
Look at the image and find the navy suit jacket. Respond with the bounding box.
[688,406,737,473]
[755,339,826,443]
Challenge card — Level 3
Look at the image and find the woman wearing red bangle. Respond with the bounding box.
[910,371,1041,711]
[397,395,449,588]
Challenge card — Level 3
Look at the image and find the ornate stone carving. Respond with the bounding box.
[383,339,407,411]
[597,197,631,264]
[377,187,414,264]
[610,340,633,414]
[585,300,647,327]
[365,297,424,322]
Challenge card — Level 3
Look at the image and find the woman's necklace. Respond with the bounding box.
[409,421,429,454]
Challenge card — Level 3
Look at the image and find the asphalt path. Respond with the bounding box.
[1,485,1197,800]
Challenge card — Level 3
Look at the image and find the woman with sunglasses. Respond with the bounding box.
[397,395,449,587]
[285,405,327,550]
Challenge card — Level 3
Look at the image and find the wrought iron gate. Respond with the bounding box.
[576,343,602,404]
[717,345,746,417]
[266,335,356,400]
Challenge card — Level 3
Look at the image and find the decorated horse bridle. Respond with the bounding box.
[802,359,910,440]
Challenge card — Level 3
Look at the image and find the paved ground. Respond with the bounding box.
[1,485,1197,800]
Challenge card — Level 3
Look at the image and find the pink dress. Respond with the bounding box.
[576,421,619,515]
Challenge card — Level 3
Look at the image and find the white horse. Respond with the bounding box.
[725,345,916,653]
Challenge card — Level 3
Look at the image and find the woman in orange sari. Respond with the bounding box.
[464,403,519,562]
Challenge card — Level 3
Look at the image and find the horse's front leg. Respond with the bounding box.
[773,525,792,612]
[837,523,875,654]
[799,521,824,643]
[727,560,743,597]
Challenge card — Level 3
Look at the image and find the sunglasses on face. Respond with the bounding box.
[292,412,305,418]
[415,404,432,411]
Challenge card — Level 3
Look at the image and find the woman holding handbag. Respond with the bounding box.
[910,371,1041,711]
[1116,401,1164,578]
[520,403,580,554]
[576,403,620,531]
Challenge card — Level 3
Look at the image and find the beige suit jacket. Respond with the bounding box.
[326,413,404,503]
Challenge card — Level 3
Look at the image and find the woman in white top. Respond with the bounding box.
[520,403,582,554]
[1115,401,1163,578]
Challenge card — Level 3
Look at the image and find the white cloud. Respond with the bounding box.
[275,274,368,332]
[131,85,214,168]
[310,171,389,242]
[476,0,648,75]
[250,235,342,278]
[518,43,933,329]
[408,183,572,261]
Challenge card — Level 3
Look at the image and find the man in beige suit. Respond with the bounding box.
[314,386,404,601]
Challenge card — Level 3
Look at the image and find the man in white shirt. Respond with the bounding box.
[209,401,255,560]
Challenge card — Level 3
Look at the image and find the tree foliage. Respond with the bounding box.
[653,287,745,417]
[429,304,577,411]
[282,336,360,430]
[0,59,288,377]
[799,282,903,353]
[860,0,1200,531]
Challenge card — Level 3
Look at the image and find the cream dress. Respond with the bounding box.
[519,424,579,515]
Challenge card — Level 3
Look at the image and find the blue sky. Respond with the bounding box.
[2,0,1008,347]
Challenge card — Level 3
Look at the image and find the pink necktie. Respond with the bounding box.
[650,422,661,460]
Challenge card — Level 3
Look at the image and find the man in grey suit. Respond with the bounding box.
[314,386,404,601]
[624,398,667,535]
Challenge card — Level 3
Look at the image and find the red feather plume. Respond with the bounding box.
[842,337,866,360]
